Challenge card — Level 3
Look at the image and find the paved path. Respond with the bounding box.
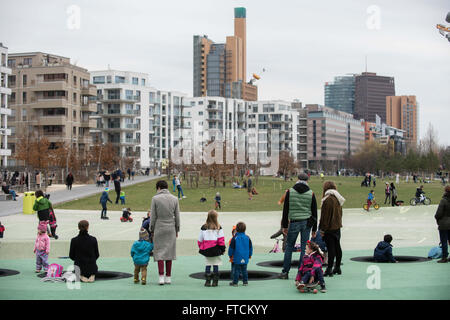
[0,174,162,217]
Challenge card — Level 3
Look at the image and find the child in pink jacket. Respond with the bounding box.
[34,222,50,273]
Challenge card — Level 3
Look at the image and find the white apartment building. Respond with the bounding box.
[247,100,300,175]
[150,89,188,169]
[0,43,12,167]
[90,70,152,168]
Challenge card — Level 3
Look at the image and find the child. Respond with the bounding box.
[310,231,328,265]
[99,188,112,220]
[366,190,375,211]
[198,210,226,287]
[48,207,58,240]
[215,192,221,210]
[295,241,327,293]
[141,211,151,238]
[0,221,4,238]
[34,222,50,273]
[130,228,154,285]
[228,221,253,287]
[374,234,398,263]
[121,208,133,222]
[120,190,126,205]
[229,225,237,280]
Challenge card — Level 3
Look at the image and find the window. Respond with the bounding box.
[198,101,203,105]
[22,108,27,121]
[23,74,27,86]
[22,92,27,104]
[115,76,125,84]
[199,111,203,116]
[73,76,77,85]
[23,58,32,65]
[141,78,146,86]
[7,59,15,68]
[132,77,138,85]
[93,76,105,84]
[106,75,112,83]
[125,90,133,100]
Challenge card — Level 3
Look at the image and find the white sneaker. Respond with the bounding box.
[164,276,171,284]
[182,196,187,199]
[159,275,165,285]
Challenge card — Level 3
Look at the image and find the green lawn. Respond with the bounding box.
[55,175,448,212]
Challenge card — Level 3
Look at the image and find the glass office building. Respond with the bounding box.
[324,75,355,114]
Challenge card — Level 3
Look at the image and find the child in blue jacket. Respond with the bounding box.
[373,234,398,263]
[99,188,112,220]
[131,228,154,285]
[228,222,253,286]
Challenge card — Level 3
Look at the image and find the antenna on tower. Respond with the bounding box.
[365,55,368,72]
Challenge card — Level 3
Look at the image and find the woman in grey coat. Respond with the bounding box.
[150,180,180,285]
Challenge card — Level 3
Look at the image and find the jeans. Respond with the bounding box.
[9,190,17,200]
[282,220,311,274]
[177,185,184,198]
[115,190,120,204]
[232,264,248,284]
[36,250,49,271]
[439,230,450,258]
[205,265,219,274]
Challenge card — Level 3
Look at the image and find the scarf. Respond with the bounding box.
[321,189,346,207]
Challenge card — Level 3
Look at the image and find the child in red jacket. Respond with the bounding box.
[295,241,326,293]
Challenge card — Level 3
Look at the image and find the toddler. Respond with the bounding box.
[228,222,253,287]
[121,208,133,222]
[120,191,126,205]
[131,229,154,285]
[215,192,221,210]
[34,222,50,273]
[198,210,226,287]
[366,190,375,211]
[295,241,327,293]
[48,207,58,239]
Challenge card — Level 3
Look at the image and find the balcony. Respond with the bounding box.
[80,102,97,112]
[0,106,12,116]
[35,115,67,126]
[78,135,92,144]
[80,119,97,128]
[207,104,223,111]
[102,110,138,117]
[30,96,69,109]
[81,84,97,96]
[33,79,69,91]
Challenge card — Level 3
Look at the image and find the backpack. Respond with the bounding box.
[41,263,65,282]
[428,246,442,259]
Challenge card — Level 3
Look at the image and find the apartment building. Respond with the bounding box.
[0,43,12,167]
[7,52,97,165]
[90,70,153,168]
[306,104,364,170]
[150,90,189,169]
[386,95,418,147]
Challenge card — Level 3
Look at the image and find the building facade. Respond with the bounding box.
[0,43,12,167]
[193,7,257,101]
[386,95,418,147]
[306,104,365,170]
[354,72,395,123]
[7,52,97,166]
[324,75,356,114]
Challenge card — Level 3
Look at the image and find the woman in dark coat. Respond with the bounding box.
[319,181,345,277]
[69,220,99,282]
[66,172,74,190]
[435,186,450,263]
[390,182,398,207]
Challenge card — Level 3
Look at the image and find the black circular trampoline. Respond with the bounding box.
[189,270,279,281]
[256,260,343,268]
[38,270,133,281]
[0,269,20,277]
[350,256,430,263]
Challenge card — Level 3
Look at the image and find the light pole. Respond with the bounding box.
[97,142,104,172]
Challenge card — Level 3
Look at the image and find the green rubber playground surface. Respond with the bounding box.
[0,205,449,300]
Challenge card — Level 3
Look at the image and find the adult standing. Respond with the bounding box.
[319,181,345,277]
[114,176,121,204]
[384,182,391,204]
[175,175,186,199]
[150,180,180,285]
[434,186,450,263]
[36,171,41,188]
[104,170,111,188]
[278,172,318,280]
[69,220,100,282]
[66,172,74,191]
[127,168,131,180]
[247,175,253,200]
[396,173,400,185]
[390,182,398,207]
[33,190,51,223]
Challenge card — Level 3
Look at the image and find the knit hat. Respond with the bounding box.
[38,222,47,232]
[139,228,149,241]
[298,172,309,181]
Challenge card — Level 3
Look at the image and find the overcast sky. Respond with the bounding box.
[1,0,449,145]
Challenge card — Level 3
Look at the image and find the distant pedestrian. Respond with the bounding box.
[127,168,131,180]
[104,170,111,188]
[114,176,121,204]
[384,182,391,204]
[247,175,253,200]
[396,173,400,185]
[66,172,74,190]
[390,183,398,207]
[99,188,112,220]
[175,175,186,199]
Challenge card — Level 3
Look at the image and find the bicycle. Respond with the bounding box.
[363,200,379,211]
[409,196,431,206]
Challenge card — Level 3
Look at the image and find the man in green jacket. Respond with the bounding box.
[278,173,318,279]
[33,190,52,222]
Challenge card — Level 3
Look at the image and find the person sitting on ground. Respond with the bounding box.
[232,181,242,189]
[366,190,375,211]
[295,241,326,293]
[251,187,258,195]
[373,234,398,263]
[1,182,18,201]
[121,208,133,222]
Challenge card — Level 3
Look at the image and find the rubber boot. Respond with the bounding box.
[212,273,219,287]
[204,273,212,287]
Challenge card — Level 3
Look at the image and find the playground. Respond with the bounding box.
[1,192,449,300]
